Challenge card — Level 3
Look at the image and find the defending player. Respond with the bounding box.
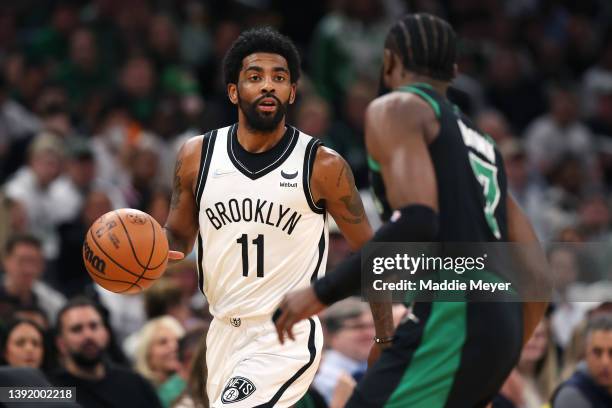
[163,28,393,407]
[274,14,549,407]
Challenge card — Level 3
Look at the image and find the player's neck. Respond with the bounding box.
[237,117,287,154]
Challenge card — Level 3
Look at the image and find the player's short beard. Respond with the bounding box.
[238,91,288,132]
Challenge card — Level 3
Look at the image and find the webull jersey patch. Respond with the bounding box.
[221,376,256,404]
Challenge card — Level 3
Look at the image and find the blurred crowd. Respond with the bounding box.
[0,0,612,407]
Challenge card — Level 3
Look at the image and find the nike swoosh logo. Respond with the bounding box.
[281,170,298,179]
[212,168,236,178]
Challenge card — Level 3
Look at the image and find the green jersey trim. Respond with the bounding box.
[397,85,441,118]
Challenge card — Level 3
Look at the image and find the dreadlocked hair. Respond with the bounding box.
[385,13,457,81]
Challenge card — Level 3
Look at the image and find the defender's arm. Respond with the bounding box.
[274,95,439,343]
[312,94,440,305]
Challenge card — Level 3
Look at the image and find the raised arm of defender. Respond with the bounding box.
[164,137,203,260]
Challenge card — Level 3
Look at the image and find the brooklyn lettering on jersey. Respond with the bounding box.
[205,198,302,235]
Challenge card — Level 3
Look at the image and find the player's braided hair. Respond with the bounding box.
[223,27,301,85]
[385,13,457,81]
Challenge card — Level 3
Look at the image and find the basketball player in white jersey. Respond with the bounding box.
[163,28,394,407]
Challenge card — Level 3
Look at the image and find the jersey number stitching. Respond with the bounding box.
[236,234,265,277]
[468,151,501,239]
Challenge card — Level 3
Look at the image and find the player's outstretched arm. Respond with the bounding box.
[273,147,384,344]
[506,194,550,345]
[164,137,202,260]
[274,95,440,344]
[312,147,395,357]
[311,94,441,304]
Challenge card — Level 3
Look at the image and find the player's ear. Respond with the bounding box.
[382,49,396,88]
[227,83,238,105]
[289,83,297,105]
[383,49,394,77]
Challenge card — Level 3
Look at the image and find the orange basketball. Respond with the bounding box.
[83,208,169,294]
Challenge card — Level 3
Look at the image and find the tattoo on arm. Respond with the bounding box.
[336,165,345,187]
[337,161,365,224]
[170,159,183,209]
[339,193,365,224]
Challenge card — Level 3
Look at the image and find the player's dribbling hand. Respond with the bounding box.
[168,250,185,261]
[273,287,326,344]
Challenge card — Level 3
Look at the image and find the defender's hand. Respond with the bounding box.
[274,287,326,344]
[168,250,185,261]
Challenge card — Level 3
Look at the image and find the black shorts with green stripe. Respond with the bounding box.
[346,301,523,408]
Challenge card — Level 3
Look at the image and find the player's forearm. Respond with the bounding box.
[314,252,361,304]
[314,205,439,305]
[368,298,394,339]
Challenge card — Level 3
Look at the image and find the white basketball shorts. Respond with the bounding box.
[207,315,323,408]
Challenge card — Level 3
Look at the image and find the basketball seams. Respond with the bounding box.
[114,210,167,271]
[88,229,156,281]
[115,211,150,269]
[86,210,168,293]
[100,214,166,272]
[144,222,168,270]
[146,246,167,270]
[125,217,158,291]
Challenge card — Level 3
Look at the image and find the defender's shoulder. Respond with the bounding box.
[366,91,435,123]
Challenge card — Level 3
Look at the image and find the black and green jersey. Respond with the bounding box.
[351,84,522,408]
[369,82,508,242]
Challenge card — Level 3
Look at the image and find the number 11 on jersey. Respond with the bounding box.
[236,234,264,277]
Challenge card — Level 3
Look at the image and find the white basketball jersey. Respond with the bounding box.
[195,124,329,320]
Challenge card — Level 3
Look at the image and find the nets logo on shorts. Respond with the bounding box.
[221,376,256,404]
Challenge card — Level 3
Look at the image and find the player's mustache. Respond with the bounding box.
[254,93,283,106]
